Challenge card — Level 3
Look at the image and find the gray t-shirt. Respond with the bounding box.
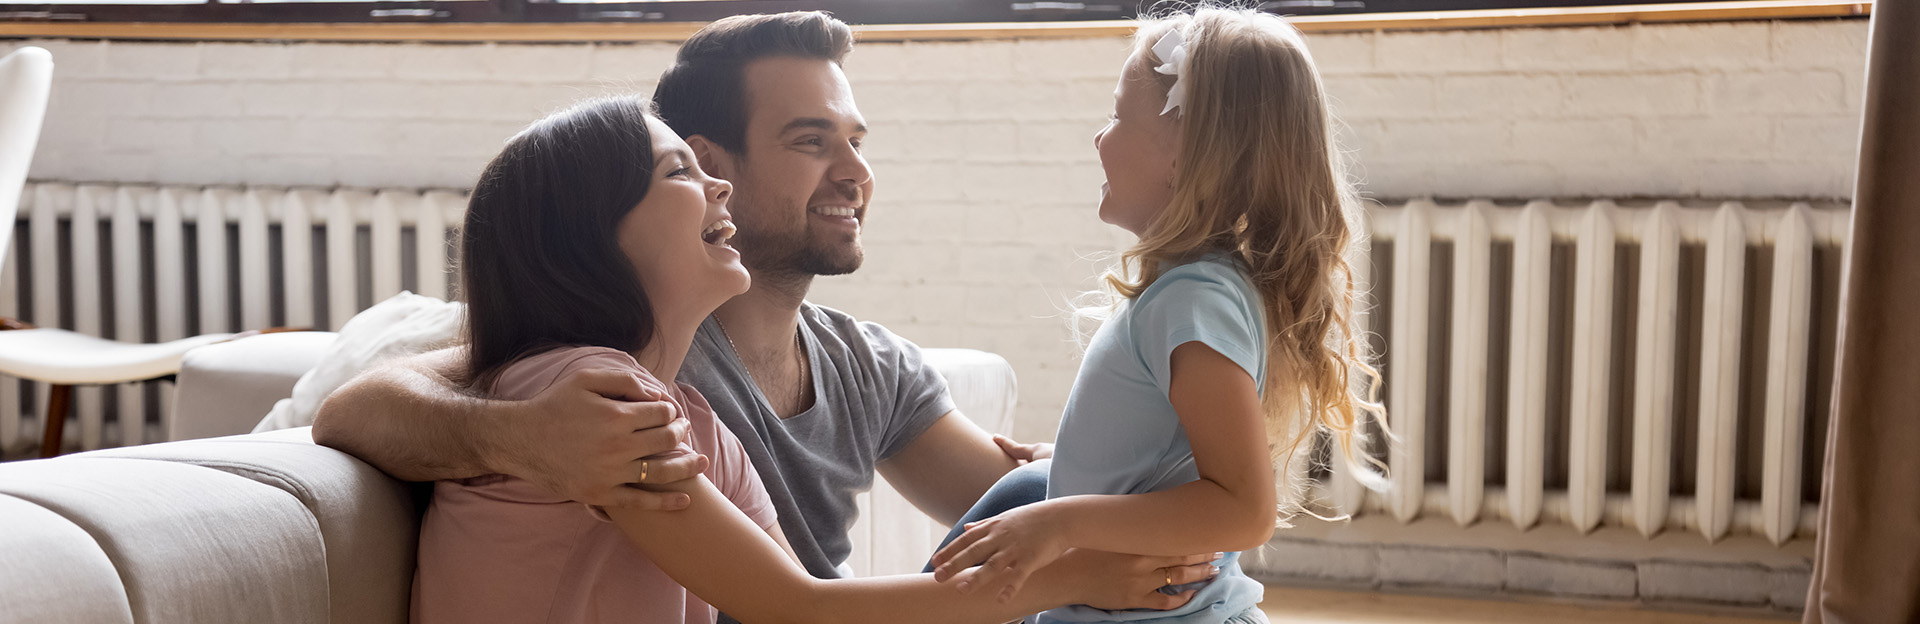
[679,302,955,583]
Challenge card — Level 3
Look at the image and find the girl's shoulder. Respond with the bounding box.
[1139,254,1259,307]
[1126,255,1265,348]
[489,345,666,402]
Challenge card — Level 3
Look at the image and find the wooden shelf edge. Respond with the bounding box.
[1288,0,1871,32]
[0,0,1872,44]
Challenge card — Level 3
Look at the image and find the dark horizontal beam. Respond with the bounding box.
[0,0,1737,26]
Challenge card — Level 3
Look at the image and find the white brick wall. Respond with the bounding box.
[2,18,1868,441]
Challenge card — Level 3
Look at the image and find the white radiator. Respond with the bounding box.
[4,184,1845,553]
[1322,199,1846,547]
[2,183,465,457]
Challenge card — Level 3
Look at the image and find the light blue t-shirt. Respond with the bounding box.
[1039,255,1267,624]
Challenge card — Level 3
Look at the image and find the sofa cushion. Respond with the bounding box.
[0,493,135,624]
[254,292,463,434]
[82,427,416,624]
[0,457,330,624]
[169,331,339,442]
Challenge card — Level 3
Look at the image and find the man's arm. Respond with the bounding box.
[876,411,1023,526]
[310,346,702,509]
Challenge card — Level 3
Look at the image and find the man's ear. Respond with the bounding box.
[685,135,736,181]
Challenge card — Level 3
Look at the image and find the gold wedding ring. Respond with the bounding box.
[639,459,649,482]
[1162,568,1173,587]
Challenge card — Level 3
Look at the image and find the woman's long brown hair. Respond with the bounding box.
[459,96,662,391]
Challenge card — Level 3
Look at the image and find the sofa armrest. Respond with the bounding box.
[169,331,339,442]
[920,348,1018,436]
[170,341,1019,442]
[79,427,418,624]
[848,347,1020,578]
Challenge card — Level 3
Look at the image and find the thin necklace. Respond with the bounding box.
[713,316,807,385]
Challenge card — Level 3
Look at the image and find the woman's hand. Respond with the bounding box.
[929,501,1073,603]
[1059,550,1218,611]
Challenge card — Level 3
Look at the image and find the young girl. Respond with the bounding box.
[411,96,1214,624]
[930,8,1388,624]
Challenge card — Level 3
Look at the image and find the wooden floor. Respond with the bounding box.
[1259,587,1794,624]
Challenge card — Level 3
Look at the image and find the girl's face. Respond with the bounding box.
[1094,49,1182,236]
[617,116,751,320]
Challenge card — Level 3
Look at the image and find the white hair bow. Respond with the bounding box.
[1151,27,1191,117]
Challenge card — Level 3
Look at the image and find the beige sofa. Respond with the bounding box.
[0,427,416,624]
[0,331,1018,623]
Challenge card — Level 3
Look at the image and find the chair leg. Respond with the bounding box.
[40,384,72,459]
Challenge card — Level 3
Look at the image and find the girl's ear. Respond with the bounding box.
[685,135,736,181]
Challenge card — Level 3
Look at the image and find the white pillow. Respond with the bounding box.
[253,291,466,433]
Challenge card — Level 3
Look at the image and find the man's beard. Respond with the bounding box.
[731,200,864,279]
[774,231,863,277]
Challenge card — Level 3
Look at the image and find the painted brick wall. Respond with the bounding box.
[3,18,1868,441]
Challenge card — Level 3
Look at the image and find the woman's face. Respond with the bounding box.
[1093,49,1181,236]
[617,116,751,321]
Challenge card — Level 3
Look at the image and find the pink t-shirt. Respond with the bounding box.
[412,346,777,624]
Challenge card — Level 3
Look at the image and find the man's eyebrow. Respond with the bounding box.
[779,117,868,135]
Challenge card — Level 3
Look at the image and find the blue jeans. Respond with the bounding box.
[925,459,1051,573]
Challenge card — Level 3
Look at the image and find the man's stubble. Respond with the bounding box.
[727,170,866,285]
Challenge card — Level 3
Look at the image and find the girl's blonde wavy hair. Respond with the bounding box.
[1107,6,1390,512]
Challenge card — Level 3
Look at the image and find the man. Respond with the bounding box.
[313,11,1211,614]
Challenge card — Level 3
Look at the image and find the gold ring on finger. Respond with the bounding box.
[639,459,649,482]
[1162,567,1172,587]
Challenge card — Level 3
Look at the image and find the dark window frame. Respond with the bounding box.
[0,0,1738,26]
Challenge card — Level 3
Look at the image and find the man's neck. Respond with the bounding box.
[714,269,817,418]
[713,269,813,358]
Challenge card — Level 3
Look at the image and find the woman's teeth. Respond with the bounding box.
[811,206,857,218]
[702,219,735,246]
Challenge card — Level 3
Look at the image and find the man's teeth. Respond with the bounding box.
[702,219,736,245]
[811,206,857,218]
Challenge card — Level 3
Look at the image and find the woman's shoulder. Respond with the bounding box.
[671,381,714,416]
[666,381,735,448]
[490,345,662,401]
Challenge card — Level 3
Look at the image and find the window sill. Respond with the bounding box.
[0,0,1871,43]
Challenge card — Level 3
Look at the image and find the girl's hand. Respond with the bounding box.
[929,503,1071,603]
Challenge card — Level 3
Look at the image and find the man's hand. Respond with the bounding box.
[488,367,706,509]
[1052,550,1219,611]
[992,434,1053,465]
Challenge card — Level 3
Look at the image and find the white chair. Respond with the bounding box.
[0,46,252,458]
[0,46,51,265]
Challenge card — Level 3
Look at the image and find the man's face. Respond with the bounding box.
[718,56,874,279]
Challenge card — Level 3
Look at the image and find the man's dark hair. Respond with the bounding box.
[459,95,660,390]
[653,11,854,154]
